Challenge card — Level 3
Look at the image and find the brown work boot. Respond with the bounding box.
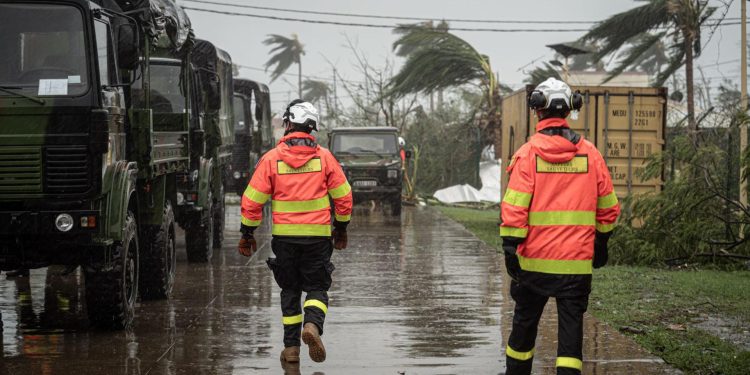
[301,323,326,363]
[280,346,300,363]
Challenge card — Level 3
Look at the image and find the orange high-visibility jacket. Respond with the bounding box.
[500,118,620,275]
[241,132,353,237]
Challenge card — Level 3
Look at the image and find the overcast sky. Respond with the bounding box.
[180,0,744,113]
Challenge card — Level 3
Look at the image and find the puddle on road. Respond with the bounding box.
[0,205,676,374]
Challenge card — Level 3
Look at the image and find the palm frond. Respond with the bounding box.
[524,63,562,86]
[388,27,492,99]
[302,79,331,104]
[604,31,666,83]
[263,34,305,82]
[583,0,670,61]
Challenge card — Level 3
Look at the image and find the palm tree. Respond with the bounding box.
[582,0,717,136]
[263,33,305,98]
[302,79,332,118]
[387,24,503,159]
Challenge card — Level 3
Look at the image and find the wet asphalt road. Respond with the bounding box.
[0,205,675,374]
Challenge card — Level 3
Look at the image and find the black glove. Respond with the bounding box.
[502,239,522,281]
[593,231,611,269]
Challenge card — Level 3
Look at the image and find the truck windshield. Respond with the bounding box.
[0,4,89,97]
[333,133,398,155]
[149,64,186,113]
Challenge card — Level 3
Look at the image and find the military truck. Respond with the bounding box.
[230,78,273,196]
[328,127,404,216]
[0,0,197,328]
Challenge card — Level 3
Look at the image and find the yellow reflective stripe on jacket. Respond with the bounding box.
[272,223,331,236]
[243,186,270,205]
[506,346,534,361]
[500,226,528,238]
[282,314,303,325]
[503,188,532,208]
[517,254,592,275]
[596,222,616,233]
[304,299,328,314]
[597,191,619,209]
[329,181,351,199]
[528,211,595,226]
[241,217,261,227]
[335,213,351,222]
[272,196,330,213]
[556,357,583,370]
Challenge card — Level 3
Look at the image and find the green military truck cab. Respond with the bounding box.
[0,0,195,329]
[328,127,403,216]
[230,79,273,196]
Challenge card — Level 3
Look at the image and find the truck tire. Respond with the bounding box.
[138,201,176,300]
[85,211,139,330]
[390,194,402,216]
[212,183,225,249]
[186,193,214,263]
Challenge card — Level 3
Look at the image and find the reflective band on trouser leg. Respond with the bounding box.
[243,186,270,204]
[328,181,352,199]
[556,357,583,370]
[597,191,618,209]
[241,217,261,226]
[500,226,528,238]
[596,222,615,233]
[272,196,330,213]
[503,188,533,208]
[283,314,303,325]
[304,299,328,315]
[506,345,534,361]
[517,254,592,275]
[528,211,596,226]
[272,224,331,237]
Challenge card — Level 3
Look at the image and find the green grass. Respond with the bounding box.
[437,205,750,375]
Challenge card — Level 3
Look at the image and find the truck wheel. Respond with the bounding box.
[186,193,214,263]
[138,201,176,300]
[212,184,225,249]
[390,194,402,216]
[85,211,139,329]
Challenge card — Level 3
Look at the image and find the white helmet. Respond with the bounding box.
[283,100,319,131]
[398,137,405,147]
[528,77,583,119]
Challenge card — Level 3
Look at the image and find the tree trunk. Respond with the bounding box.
[685,34,697,139]
[490,88,503,165]
[298,59,302,99]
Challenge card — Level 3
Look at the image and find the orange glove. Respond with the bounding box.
[332,229,348,250]
[238,235,257,257]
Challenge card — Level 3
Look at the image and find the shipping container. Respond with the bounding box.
[501,85,668,199]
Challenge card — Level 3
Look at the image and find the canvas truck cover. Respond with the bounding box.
[234,79,273,148]
[192,39,234,155]
[501,85,667,200]
[112,0,194,54]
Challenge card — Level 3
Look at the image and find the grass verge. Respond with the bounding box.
[437,205,750,375]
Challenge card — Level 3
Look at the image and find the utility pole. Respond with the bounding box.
[333,68,338,118]
[741,0,748,206]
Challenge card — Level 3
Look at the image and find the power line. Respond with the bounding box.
[183,0,598,24]
[182,7,592,32]
[183,0,741,25]
[184,6,737,32]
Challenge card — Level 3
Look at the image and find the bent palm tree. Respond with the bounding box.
[387,24,502,159]
[582,0,716,136]
[302,79,332,118]
[263,33,305,98]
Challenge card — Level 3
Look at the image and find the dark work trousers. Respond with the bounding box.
[267,237,335,348]
[506,281,589,375]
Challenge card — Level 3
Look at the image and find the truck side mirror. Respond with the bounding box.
[117,23,139,71]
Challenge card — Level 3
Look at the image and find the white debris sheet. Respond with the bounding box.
[433,156,502,204]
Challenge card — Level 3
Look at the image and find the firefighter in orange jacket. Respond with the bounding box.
[238,99,353,364]
[500,78,620,375]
